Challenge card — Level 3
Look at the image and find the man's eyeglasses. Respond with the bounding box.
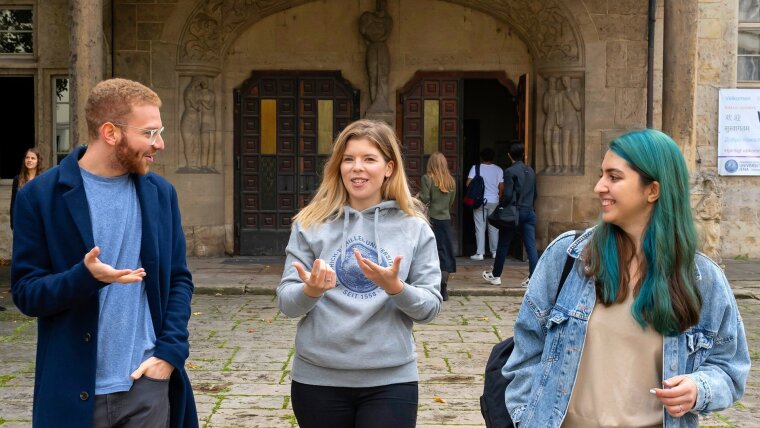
[111,122,165,145]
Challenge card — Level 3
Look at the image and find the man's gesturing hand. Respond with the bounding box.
[84,246,146,284]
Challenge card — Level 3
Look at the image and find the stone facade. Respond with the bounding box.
[0,0,756,261]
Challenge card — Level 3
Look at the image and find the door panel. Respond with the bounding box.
[234,71,359,255]
[399,76,462,251]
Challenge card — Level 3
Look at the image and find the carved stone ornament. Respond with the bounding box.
[180,0,311,64]
[444,0,581,64]
[179,0,582,66]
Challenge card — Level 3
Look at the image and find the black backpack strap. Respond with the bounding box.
[557,230,583,296]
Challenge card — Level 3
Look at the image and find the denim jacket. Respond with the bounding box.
[503,229,750,428]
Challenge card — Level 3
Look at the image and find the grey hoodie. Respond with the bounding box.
[277,200,442,387]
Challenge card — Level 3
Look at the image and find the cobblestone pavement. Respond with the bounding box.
[1,293,759,427]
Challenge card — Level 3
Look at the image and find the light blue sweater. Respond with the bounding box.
[80,168,155,395]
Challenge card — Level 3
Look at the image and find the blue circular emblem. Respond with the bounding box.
[335,241,388,293]
[724,159,739,173]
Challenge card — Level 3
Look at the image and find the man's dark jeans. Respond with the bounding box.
[491,208,539,277]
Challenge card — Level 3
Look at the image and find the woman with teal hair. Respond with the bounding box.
[503,129,749,427]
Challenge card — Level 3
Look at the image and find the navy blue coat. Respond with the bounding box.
[11,147,198,427]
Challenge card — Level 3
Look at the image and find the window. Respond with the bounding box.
[738,0,760,82]
[54,78,70,165]
[0,7,32,54]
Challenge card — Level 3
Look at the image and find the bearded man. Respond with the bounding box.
[11,78,197,428]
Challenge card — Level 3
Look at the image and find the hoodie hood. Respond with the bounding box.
[340,200,400,263]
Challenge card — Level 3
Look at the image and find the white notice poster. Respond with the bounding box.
[718,89,760,176]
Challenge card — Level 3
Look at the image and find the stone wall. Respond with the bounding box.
[3,0,757,259]
[693,0,760,259]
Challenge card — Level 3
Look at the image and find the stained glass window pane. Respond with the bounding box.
[261,99,277,154]
[317,100,333,155]
[424,99,439,155]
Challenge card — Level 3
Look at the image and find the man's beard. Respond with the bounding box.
[115,133,149,175]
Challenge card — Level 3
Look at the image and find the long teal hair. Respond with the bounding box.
[584,129,701,336]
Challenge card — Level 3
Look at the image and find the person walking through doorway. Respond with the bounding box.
[466,148,503,260]
[482,142,538,286]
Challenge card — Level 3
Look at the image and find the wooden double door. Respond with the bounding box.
[234,71,359,255]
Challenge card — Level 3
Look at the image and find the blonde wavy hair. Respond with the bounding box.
[425,152,455,193]
[293,119,426,229]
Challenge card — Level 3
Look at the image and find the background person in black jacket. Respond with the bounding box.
[482,143,538,286]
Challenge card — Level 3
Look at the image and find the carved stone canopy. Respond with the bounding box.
[178,0,583,67]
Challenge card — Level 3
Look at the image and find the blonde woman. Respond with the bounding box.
[10,148,44,230]
[419,152,456,300]
[277,119,442,428]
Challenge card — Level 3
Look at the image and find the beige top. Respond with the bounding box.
[562,287,664,428]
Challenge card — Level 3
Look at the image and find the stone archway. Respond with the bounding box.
[176,0,585,70]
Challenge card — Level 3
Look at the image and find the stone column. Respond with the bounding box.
[662,0,698,169]
[69,0,104,148]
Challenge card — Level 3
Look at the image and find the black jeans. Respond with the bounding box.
[291,380,418,428]
[491,208,539,277]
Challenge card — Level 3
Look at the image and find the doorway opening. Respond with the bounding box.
[461,78,520,258]
[0,76,34,179]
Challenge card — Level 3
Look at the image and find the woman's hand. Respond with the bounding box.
[354,249,404,295]
[293,259,336,298]
[651,375,698,417]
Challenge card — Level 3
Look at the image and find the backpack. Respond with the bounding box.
[479,230,582,428]
[464,164,486,209]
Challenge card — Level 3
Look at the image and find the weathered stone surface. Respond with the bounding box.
[614,87,646,127]
[114,4,137,51]
[592,13,648,41]
[698,18,722,39]
[608,0,648,15]
[114,51,151,83]
[572,197,600,223]
[137,23,164,41]
[606,41,627,68]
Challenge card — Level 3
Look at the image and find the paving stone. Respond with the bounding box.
[2,270,759,427]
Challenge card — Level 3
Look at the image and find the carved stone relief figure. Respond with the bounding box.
[199,78,217,171]
[542,76,562,173]
[692,172,722,262]
[179,77,203,170]
[359,0,393,116]
[179,76,218,173]
[559,76,582,173]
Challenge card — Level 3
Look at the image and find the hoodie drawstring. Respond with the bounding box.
[341,205,384,264]
[374,207,380,261]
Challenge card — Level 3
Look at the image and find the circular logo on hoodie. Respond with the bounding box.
[334,241,388,293]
